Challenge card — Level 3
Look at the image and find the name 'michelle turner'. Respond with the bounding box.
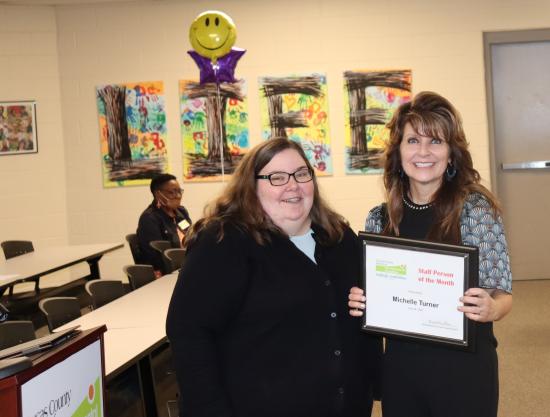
[392,296,439,308]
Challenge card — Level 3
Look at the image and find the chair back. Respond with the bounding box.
[123,264,156,290]
[0,320,36,350]
[38,297,82,332]
[1,240,34,260]
[1,240,40,293]
[125,233,142,264]
[164,248,186,272]
[85,280,125,309]
[150,240,173,273]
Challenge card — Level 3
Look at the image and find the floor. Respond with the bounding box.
[496,279,550,417]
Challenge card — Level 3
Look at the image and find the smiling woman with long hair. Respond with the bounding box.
[167,138,382,417]
[349,91,512,417]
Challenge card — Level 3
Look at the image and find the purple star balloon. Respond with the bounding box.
[188,47,246,84]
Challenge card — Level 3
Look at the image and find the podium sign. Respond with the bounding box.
[0,326,106,417]
[21,340,103,417]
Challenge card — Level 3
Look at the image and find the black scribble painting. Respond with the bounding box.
[344,70,412,173]
[180,80,248,181]
[259,74,333,174]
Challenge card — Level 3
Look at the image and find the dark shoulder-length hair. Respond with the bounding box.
[185,138,348,247]
[383,91,501,243]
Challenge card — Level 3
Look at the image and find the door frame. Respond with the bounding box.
[483,28,550,190]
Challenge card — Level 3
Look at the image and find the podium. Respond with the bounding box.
[0,326,106,417]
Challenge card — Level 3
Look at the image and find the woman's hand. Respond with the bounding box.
[348,286,366,317]
[458,288,512,322]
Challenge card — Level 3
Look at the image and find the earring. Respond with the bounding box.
[445,162,457,181]
[398,168,405,179]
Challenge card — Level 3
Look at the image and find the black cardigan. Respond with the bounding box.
[136,203,191,271]
[166,223,382,417]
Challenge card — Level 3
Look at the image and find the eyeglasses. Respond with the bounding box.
[159,188,184,198]
[256,168,313,186]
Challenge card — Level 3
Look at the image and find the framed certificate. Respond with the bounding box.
[359,232,479,350]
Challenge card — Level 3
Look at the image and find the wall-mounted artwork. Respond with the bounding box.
[259,73,332,175]
[0,101,37,156]
[344,70,412,174]
[96,81,169,187]
[179,80,249,182]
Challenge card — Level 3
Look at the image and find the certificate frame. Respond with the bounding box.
[359,232,478,351]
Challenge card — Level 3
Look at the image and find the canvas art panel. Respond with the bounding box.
[96,81,169,188]
[0,101,38,156]
[179,79,249,182]
[344,70,412,174]
[259,73,332,175]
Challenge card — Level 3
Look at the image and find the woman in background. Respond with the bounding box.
[167,138,382,417]
[137,173,191,276]
[349,91,512,417]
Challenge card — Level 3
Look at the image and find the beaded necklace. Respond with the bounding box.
[402,195,432,211]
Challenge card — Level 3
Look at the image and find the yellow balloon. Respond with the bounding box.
[189,11,237,63]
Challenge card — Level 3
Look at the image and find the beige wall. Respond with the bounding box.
[0,7,68,246]
[0,5,72,287]
[3,0,550,281]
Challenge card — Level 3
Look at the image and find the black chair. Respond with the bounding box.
[123,264,156,290]
[0,320,36,350]
[1,240,34,260]
[38,297,82,332]
[150,240,173,273]
[125,233,142,264]
[85,280,125,309]
[164,248,186,272]
[1,240,40,294]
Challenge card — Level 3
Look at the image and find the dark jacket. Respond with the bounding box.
[136,203,191,271]
[166,223,382,417]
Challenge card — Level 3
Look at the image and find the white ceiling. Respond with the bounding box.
[0,0,146,5]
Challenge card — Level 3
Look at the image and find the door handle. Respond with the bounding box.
[501,160,550,170]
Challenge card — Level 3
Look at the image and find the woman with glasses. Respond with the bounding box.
[166,138,382,417]
[137,173,191,276]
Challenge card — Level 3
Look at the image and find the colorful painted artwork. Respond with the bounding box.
[344,70,412,174]
[0,101,37,156]
[179,79,249,182]
[96,81,169,187]
[259,73,332,175]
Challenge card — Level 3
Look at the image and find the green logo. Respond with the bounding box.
[72,378,102,417]
[376,263,407,275]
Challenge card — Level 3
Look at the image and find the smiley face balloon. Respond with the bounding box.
[189,11,237,63]
[188,10,245,84]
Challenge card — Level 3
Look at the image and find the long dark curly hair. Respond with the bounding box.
[383,91,500,243]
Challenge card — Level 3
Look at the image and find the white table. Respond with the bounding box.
[0,243,124,296]
[59,272,176,337]
[59,272,179,417]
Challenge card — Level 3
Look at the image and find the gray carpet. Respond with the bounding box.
[496,280,550,417]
